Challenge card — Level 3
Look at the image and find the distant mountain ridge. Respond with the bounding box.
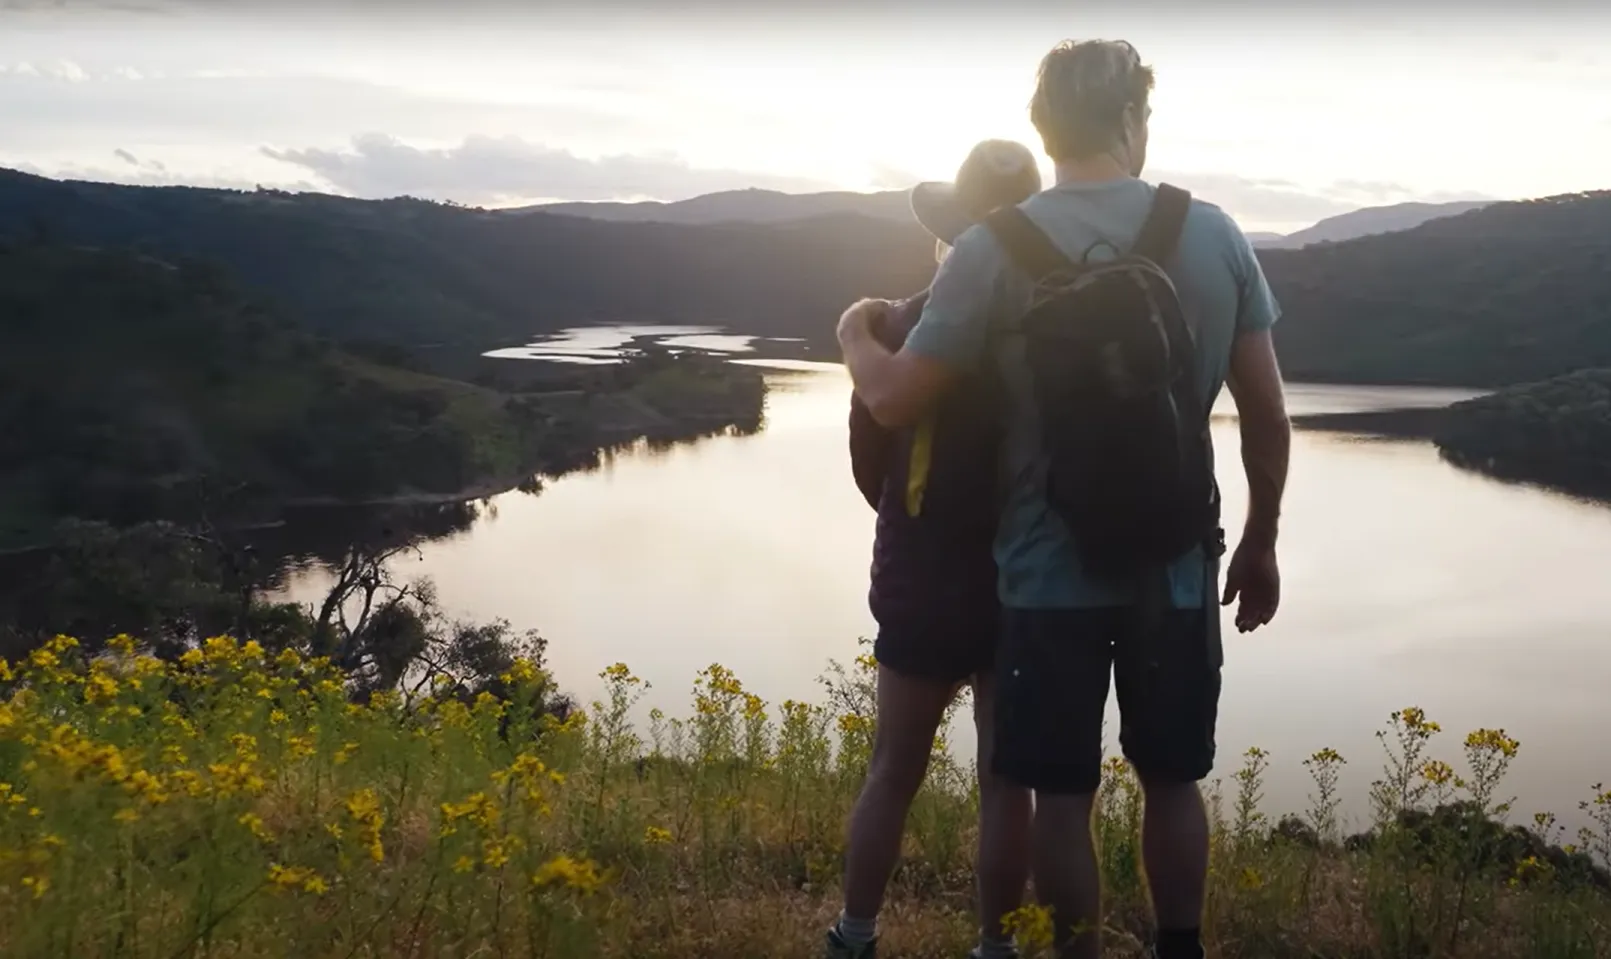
[1255,199,1493,249]
[527,186,1492,248]
[515,188,914,225]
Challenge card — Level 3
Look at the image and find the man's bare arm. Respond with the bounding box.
[838,299,958,429]
[1226,328,1290,546]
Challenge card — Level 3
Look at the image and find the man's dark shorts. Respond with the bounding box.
[992,605,1223,794]
[874,609,999,686]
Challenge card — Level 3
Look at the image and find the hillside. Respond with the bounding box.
[0,241,765,548]
[1433,368,1611,498]
[1261,191,1611,386]
[1257,199,1491,249]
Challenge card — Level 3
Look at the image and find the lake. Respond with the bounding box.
[275,327,1611,834]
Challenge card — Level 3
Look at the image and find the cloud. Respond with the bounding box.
[0,0,172,11]
[0,71,636,154]
[110,147,166,171]
[260,133,837,206]
[1,59,89,81]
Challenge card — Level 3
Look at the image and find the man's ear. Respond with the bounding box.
[1122,102,1145,139]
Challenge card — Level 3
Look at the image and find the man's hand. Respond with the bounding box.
[837,298,891,349]
[1221,537,1279,633]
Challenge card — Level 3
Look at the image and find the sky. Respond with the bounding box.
[2,1,1610,233]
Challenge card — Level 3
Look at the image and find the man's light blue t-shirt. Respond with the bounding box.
[904,177,1281,610]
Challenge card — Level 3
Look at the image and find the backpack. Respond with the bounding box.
[848,292,1002,540]
[983,184,1219,584]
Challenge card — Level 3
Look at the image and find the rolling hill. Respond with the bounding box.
[1,167,1606,389]
[1257,191,1611,386]
[1434,368,1611,499]
[0,239,765,547]
[519,186,1488,251]
[0,168,936,357]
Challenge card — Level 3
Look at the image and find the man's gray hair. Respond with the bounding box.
[1029,39,1154,162]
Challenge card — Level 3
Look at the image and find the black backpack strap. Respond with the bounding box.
[983,206,1073,283]
[1131,183,1191,265]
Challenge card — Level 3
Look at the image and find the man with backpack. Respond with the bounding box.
[838,39,1292,959]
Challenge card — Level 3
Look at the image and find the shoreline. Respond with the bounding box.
[1288,406,1451,440]
[0,372,764,558]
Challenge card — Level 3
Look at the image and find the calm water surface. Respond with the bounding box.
[276,331,1611,832]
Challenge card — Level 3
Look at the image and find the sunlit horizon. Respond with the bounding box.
[3,4,1610,233]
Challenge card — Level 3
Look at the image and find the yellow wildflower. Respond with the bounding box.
[1466,728,1521,758]
[440,792,501,836]
[1422,760,1456,786]
[531,854,604,895]
[239,812,273,843]
[207,760,266,798]
[600,662,641,685]
[644,825,673,845]
[1397,706,1442,734]
[436,699,471,729]
[267,864,327,895]
[482,835,520,869]
[1001,904,1054,952]
[170,769,208,798]
[1510,855,1552,887]
[20,875,48,899]
[501,658,543,685]
[83,671,119,704]
[345,788,386,862]
[125,769,168,806]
